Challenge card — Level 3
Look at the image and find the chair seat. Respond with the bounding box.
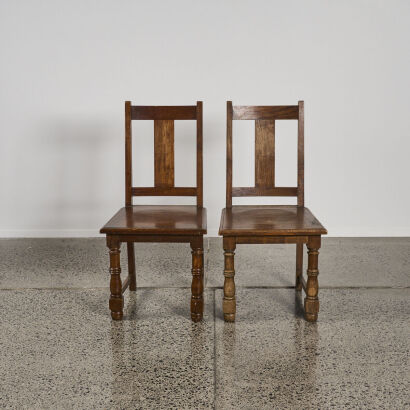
[100,205,207,235]
[219,205,327,236]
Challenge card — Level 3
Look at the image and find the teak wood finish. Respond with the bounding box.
[219,101,327,322]
[100,101,206,322]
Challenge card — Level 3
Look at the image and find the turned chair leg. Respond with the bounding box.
[223,237,236,322]
[304,236,321,322]
[295,242,303,291]
[127,242,136,291]
[107,237,123,320]
[190,237,204,322]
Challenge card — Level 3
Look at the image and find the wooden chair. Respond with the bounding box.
[219,101,327,322]
[100,101,206,322]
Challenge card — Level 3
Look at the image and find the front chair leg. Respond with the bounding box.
[107,236,123,320]
[304,236,321,322]
[223,236,236,322]
[190,237,204,322]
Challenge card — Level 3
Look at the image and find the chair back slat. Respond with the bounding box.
[131,106,197,120]
[226,101,304,207]
[233,105,299,120]
[232,187,297,197]
[154,120,174,187]
[132,187,197,196]
[255,120,275,189]
[125,101,203,207]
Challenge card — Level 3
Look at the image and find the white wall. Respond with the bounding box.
[1,0,409,237]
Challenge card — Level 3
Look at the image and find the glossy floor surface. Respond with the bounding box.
[0,238,409,409]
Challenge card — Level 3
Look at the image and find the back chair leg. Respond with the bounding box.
[190,237,204,322]
[127,242,137,291]
[295,242,303,291]
[223,237,236,322]
[304,236,321,322]
[107,236,124,320]
[201,242,205,284]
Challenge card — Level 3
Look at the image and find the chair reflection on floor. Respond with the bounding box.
[217,290,319,407]
[109,291,210,407]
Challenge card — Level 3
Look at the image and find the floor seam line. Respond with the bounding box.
[213,288,217,410]
[0,286,409,291]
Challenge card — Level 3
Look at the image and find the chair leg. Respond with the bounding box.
[127,242,136,291]
[295,242,303,291]
[304,236,321,322]
[107,236,123,320]
[223,236,236,322]
[190,237,204,322]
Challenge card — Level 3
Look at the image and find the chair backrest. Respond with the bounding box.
[226,101,304,207]
[125,101,203,207]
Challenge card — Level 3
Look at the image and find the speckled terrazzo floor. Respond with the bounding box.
[0,238,409,409]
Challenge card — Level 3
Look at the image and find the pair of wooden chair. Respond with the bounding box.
[100,101,327,323]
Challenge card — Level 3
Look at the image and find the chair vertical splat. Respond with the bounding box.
[154,120,175,187]
[255,119,275,189]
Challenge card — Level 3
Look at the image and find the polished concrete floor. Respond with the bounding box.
[0,238,409,409]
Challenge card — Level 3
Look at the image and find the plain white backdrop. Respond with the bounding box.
[1,0,409,237]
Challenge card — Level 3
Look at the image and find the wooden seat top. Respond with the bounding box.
[100,205,207,235]
[219,205,327,236]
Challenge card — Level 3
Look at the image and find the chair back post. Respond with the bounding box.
[125,101,133,206]
[226,101,233,208]
[297,100,304,207]
[196,101,203,208]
